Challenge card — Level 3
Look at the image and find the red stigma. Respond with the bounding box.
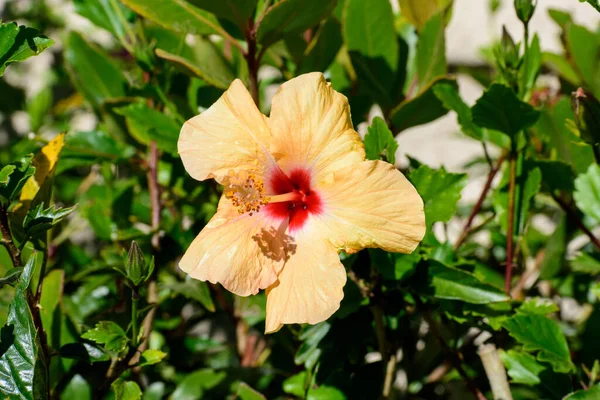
[264,167,323,231]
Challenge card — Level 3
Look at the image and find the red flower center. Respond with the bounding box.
[264,167,323,231]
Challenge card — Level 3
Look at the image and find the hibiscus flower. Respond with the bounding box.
[178,72,425,333]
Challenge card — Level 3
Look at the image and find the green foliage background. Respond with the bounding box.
[1,0,600,399]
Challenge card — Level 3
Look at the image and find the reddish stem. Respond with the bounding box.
[504,151,517,294]
[454,152,507,250]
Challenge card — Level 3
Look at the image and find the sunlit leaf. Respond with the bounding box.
[363,117,398,164]
[502,313,575,373]
[112,379,141,400]
[409,164,467,225]
[81,321,128,353]
[574,164,600,222]
[413,260,510,304]
[0,22,54,76]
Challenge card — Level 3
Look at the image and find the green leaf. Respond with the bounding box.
[543,51,581,86]
[139,349,166,367]
[115,102,180,155]
[571,251,600,274]
[0,255,44,400]
[502,313,575,373]
[236,382,266,400]
[433,82,484,141]
[343,0,397,74]
[371,249,420,281]
[283,372,307,397]
[74,0,135,44]
[59,343,110,363]
[0,156,35,206]
[398,0,451,30]
[297,18,343,75]
[155,37,236,89]
[63,375,92,400]
[363,117,398,164]
[23,203,76,238]
[539,216,566,280]
[295,322,331,369]
[501,349,572,397]
[535,97,594,174]
[581,0,600,13]
[171,369,226,400]
[517,298,559,315]
[389,76,456,132]
[39,269,64,349]
[500,349,545,385]
[416,12,446,88]
[413,260,510,304]
[534,160,576,193]
[112,379,142,400]
[188,0,258,28]
[343,0,402,109]
[64,32,126,110]
[494,166,541,234]
[0,22,54,76]
[81,321,128,353]
[27,86,52,133]
[121,0,223,36]
[59,130,134,174]
[471,83,540,138]
[307,386,346,400]
[565,385,600,400]
[257,0,337,48]
[520,34,541,97]
[409,164,467,225]
[0,267,23,289]
[574,164,600,222]
[165,279,215,312]
[566,23,600,95]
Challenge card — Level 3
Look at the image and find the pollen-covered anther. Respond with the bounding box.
[223,170,270,215]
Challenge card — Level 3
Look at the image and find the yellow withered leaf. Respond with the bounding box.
[19,133,65,204]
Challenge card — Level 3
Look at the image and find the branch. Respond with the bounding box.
[478,344,513,400]
[131,141,160,363]
[454,152,507,250]
[244,20,260,107]
[372,304,396,398]
[553,194,600,250]
[417,299,486,400]
[0,205,21,267]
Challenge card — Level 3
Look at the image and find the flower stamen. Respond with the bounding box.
[223,170,269,215]
[223,170,301,216]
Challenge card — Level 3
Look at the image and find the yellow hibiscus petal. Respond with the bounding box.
[316,160,425,254]
[264,236,346,334]
[268,72,365,179]
[179,198,291,296]
[178,79,275,183]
